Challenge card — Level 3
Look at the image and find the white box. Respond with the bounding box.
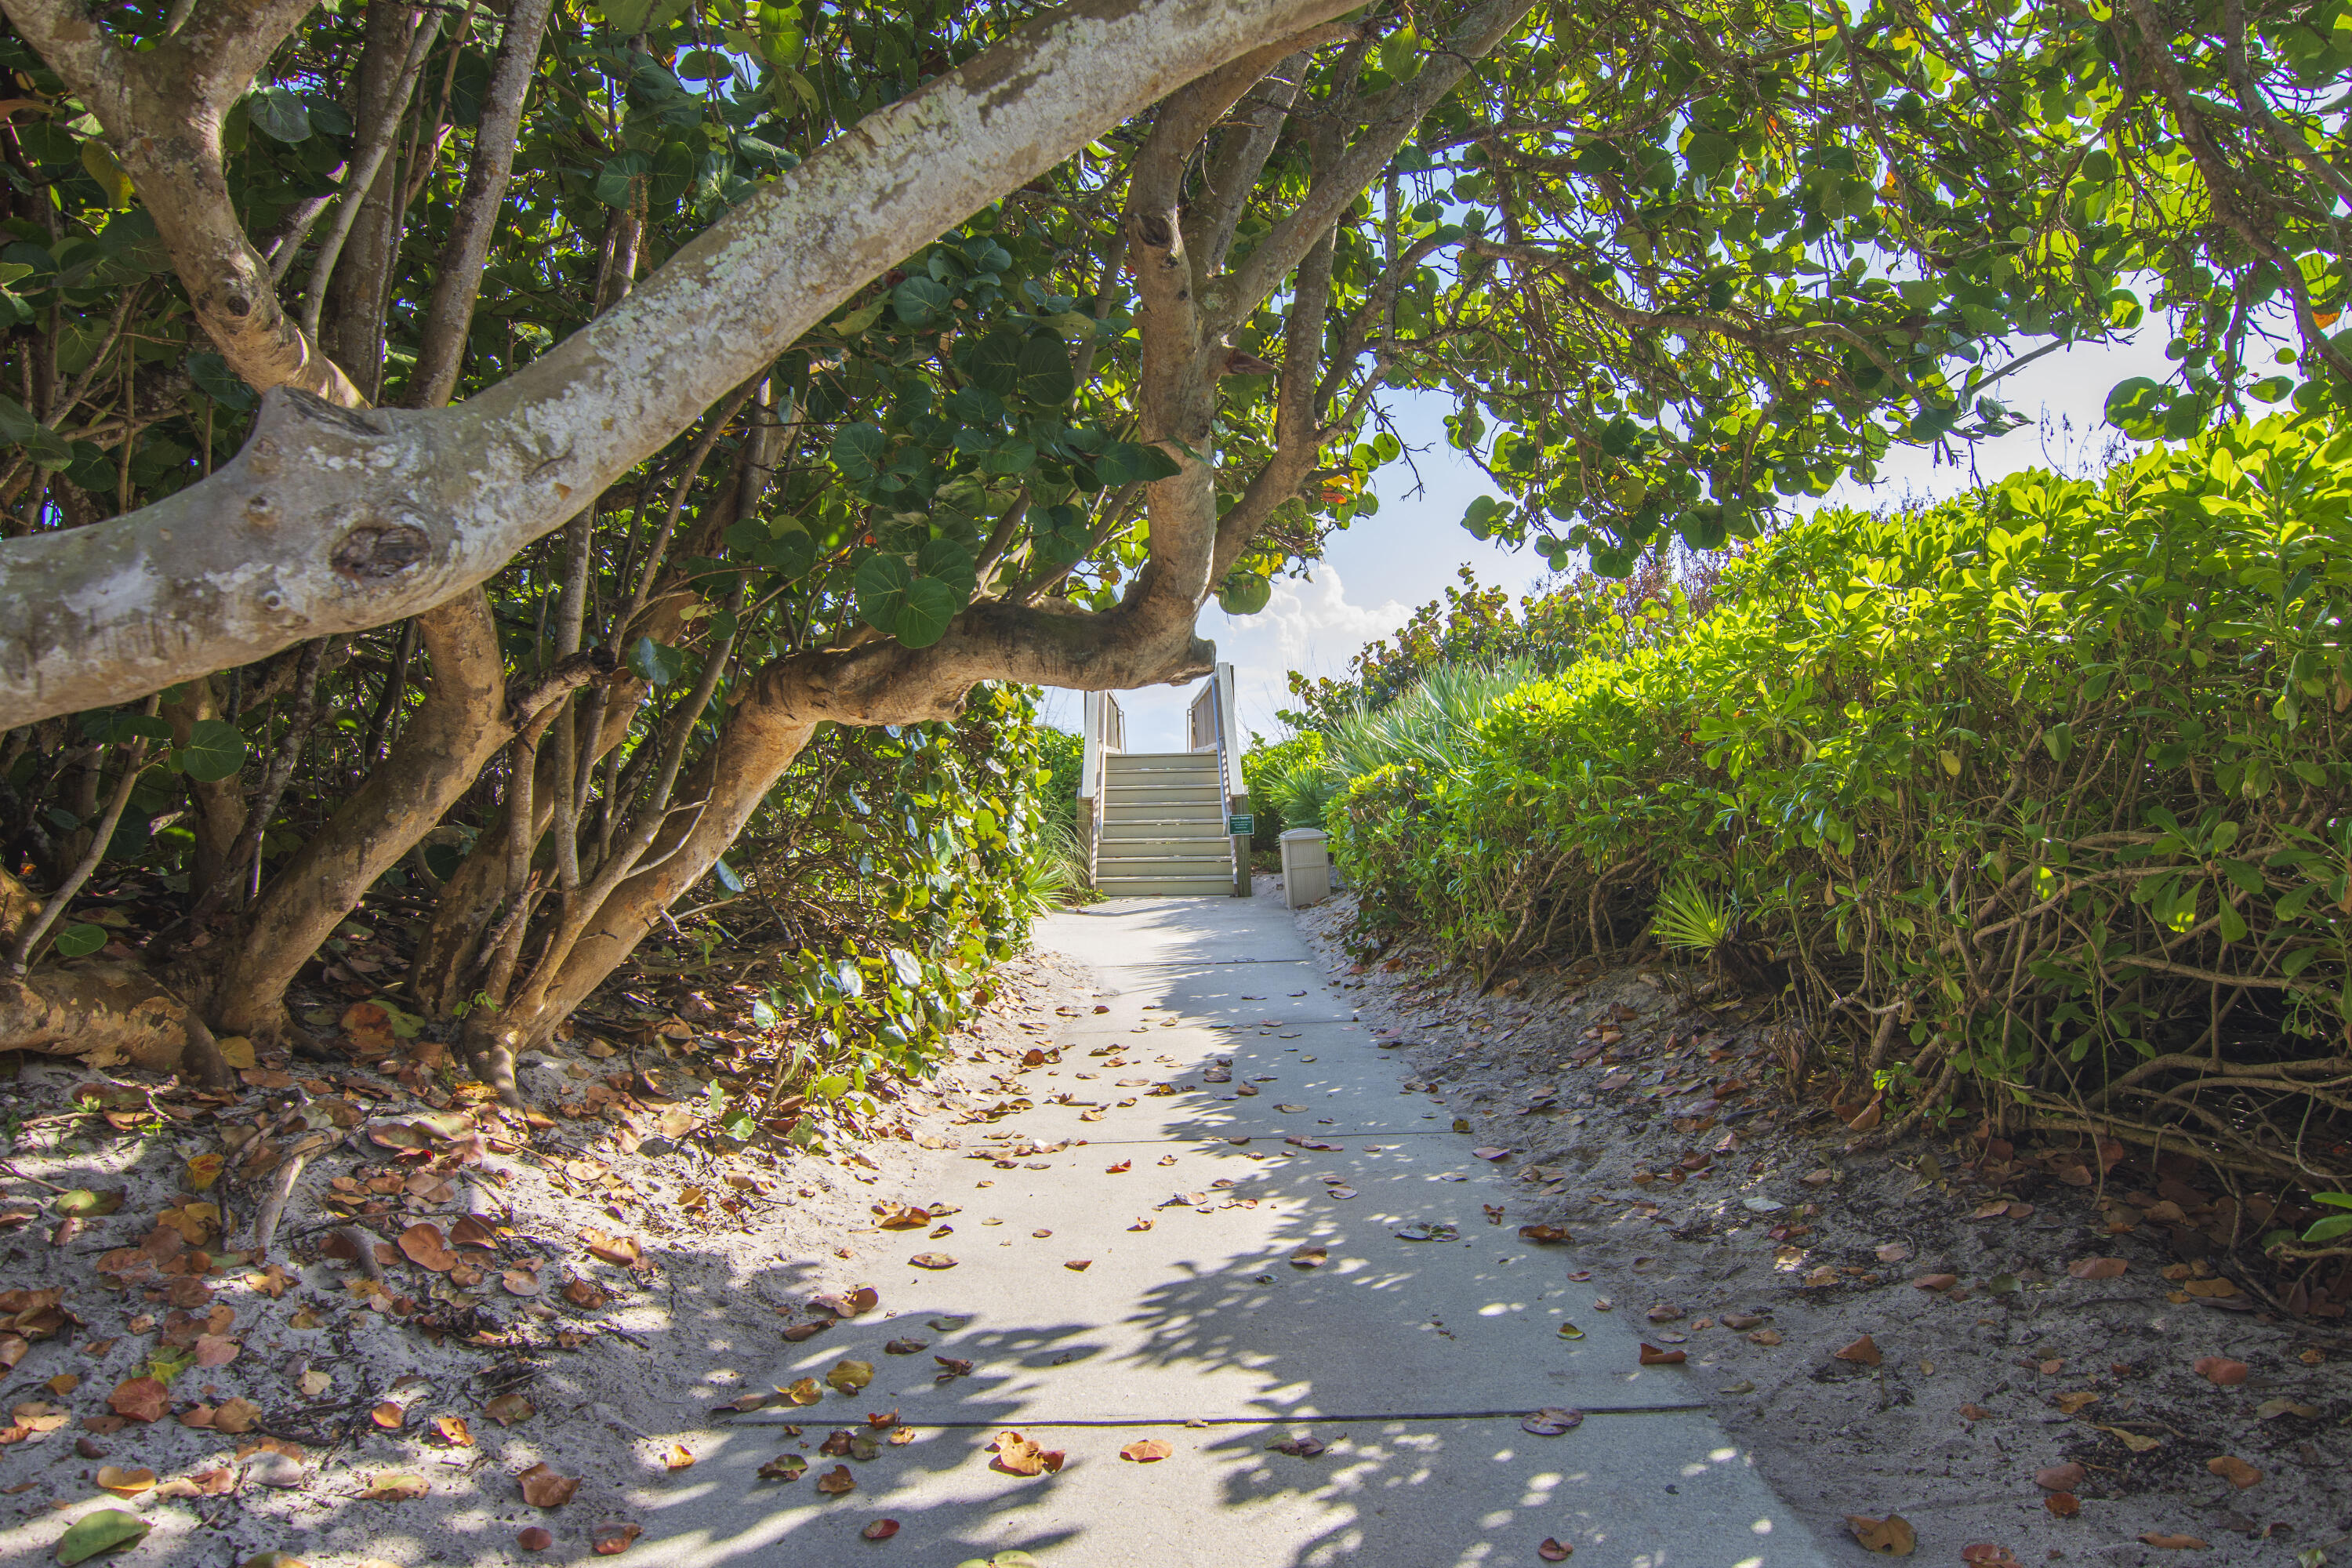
[1279,828,1332,909]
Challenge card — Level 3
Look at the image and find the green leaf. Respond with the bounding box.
[1091,441,1180,487]
[713,858,744,894]
[178,717,248,783]
[2247,375,2293,405]
[0,390,74,470]
[916,537,977,602]
[855,552,916,634]
[829,423,886,482]
[2303,1214,2352,1243]
[56,1508,150,1565]
[52,923,109,959]
[893,276,951,325]
[593,151,649,209]
[245,87,311,143]
[78,141,133,209]
[894,575,961,647]
[1014,333,1076,406]
[627,636,687,687]
[985,437,1036,474]
[1462,495,1506,540]
[186,352,256,412]
[1218,571,1272,615]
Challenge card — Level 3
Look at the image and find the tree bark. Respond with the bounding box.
[0,0,1363,723]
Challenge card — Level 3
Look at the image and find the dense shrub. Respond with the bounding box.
[1331,420,2351,1195]
[1240,730,1325,855]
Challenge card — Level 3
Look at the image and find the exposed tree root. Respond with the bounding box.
[0,962,232,1087]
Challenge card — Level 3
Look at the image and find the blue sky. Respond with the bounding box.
[1046,328,2177,748]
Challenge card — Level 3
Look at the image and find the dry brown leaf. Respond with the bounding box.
[107,1377,167,1423]
[1844,1514,1915,1555]
[1748,1327,1784,1346]
[660,1443,695,1472]
[815,1465,856,1495]
[2138,1534,2209,1550]
[1519,1224,1570,1243]
[360,1472,429,1501]
[1120,1439,1173,1462]
[517,1526,554,1551]
[581,1230,644,1268]
[2192,1356,2247,1386]
[517,1462,580,1508]
[2045,1492,2081,1519]
[1835,1334,1883,1367]
[212,1397,259,1435]
[2053,1391,2100,1415]
[2034,1463,2085,1491]
[826,1359,874,1394]
[1063,1258,1092,1272]
[1637,1343,1686,1366]
[431,1414,473,1446]
[1289,1245,1328,1268]
[485,1392,536,1426]
[93,1466,155,1497]
[2206,1455,2260,1489]
[593,1523,642,1555]
[1912,1273,1958,1291]
[1522,1408,1584,1436]
[908,1253,957,1270]
[990,1430,1065,1476]
[2067,1257,2128,1280]
[397,1223,458,1272]
[1538,1539,1573,1563]
[2254,1396,2320,1421]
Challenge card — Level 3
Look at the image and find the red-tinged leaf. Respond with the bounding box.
[107,1377,167,1423]
[593,1523,642,1555]
[517,1462,580,1508]
[815,1465,855,1495]
[1913,1273,1958,1291]
[397,1222,457,1272]
[517,1527,554,1551]
[1119,1439,1172,1462]
[1637,1344,1685,1366]
[1105,1161,1131,1174]
[2045,1492,2081,1519]
[1519,1224,1570,1243]
[861,1519,899,1541]
[2192,1356,2246,1386]
[1538,1540,1572,1562]
[1835,1334,1883,1367]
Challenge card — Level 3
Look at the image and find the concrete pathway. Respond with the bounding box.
[630,892,1831,1567]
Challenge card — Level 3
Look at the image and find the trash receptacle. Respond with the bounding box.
[1279,828,1331,909]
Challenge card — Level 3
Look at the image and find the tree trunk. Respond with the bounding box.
[0,961,229,1084]
[160,675,249,905]
[204,592,506,1040]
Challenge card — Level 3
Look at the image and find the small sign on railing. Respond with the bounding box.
[1227,814,1254,837]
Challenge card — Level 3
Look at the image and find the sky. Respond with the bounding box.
[1044,328,2178,750]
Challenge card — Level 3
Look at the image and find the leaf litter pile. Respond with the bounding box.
[1295,891,2347,1564]
[0,949,1107,1565]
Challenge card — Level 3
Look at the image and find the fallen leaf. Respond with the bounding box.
[1638,1343,1686,1366]
[1522,1408,1584,1436]
[430,1414,473,1446]
[186,1153,224,1192]
[485,1392,536,1425]
[1844,1513,1915,1555]
[1961,1548,2024,1568]
[1538,1539,1573,1563]
[1519,1225,1570,1243]
[93,1466,155,1497]
[2053,1391,2100,1415]
[2206,1455,2260,1489]
[212,1397,260,1434]
[908,1253,957,1270]
[2254,1397,2320,1421]
[990,1430,1065,1476]
[1105,1161,1131,1174]
[582,1231,643,1267]
[518,1526,554,1551]
[861,1519,900,1541]
[1959,1403,1993,1421]
[2192,1356,2247,1386]
[2092,1424,2161,1453]
[1875,1243,1913,1263]
[298,1369,332,1399]
[1912,1273,1958,1291]
[54,1508,149,1565]
[2067,1257,2127,1280]
[1288,1246,1327,1269]
[1748,1328,1784,1346]
[780,1321,829,1342]
[593,1523,642,1555]
[815,1465,856,1495]
[361,1472,429,1501]
[2045,1492,2081,1519]
[517,1462,580,1508]
[1063,1258,1092,1272]
[884,1337,927,1355]
[759,1453,808,1480]
[782,1378,823,1405]
[1120,1439,1172,1462]
[826,1359,874,1394]
[107,1377,167,1423]
[932,1356,973,1381]
[2034,1463,2085,1491]
[2138,1534,2209,1550]
[660,1442,695,1472]
[1269,1436,1326,1457]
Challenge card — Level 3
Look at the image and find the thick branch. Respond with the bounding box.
[0,0,1359,724]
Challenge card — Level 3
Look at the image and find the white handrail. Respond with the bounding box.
[1079,691,1123,886]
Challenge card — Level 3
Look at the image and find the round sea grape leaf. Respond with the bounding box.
[829,423,886,483]
[916,537,977,602]
[892,276,951,325]
[855,551,915,633]
[1014,333,1076,407]
[53,923,109,959]
[56,1508,151,1566]
[245,87,310,143]
[178,717,248,783]
[1217,571,1272,616]
[892,575,961,648]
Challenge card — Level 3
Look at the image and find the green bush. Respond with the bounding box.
[1240,730,1324,854]
[1330,419,2351,1188]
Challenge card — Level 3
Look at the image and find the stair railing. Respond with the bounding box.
[1079,691,1124,887]
[1198,662,1246,896]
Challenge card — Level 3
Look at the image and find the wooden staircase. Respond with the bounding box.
[1094,751,1233,897]
[1077,666,1245,898]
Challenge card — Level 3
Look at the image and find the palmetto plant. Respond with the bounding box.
[1649,874,1733,955]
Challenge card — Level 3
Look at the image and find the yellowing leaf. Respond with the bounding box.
[185,1154,225,1192]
